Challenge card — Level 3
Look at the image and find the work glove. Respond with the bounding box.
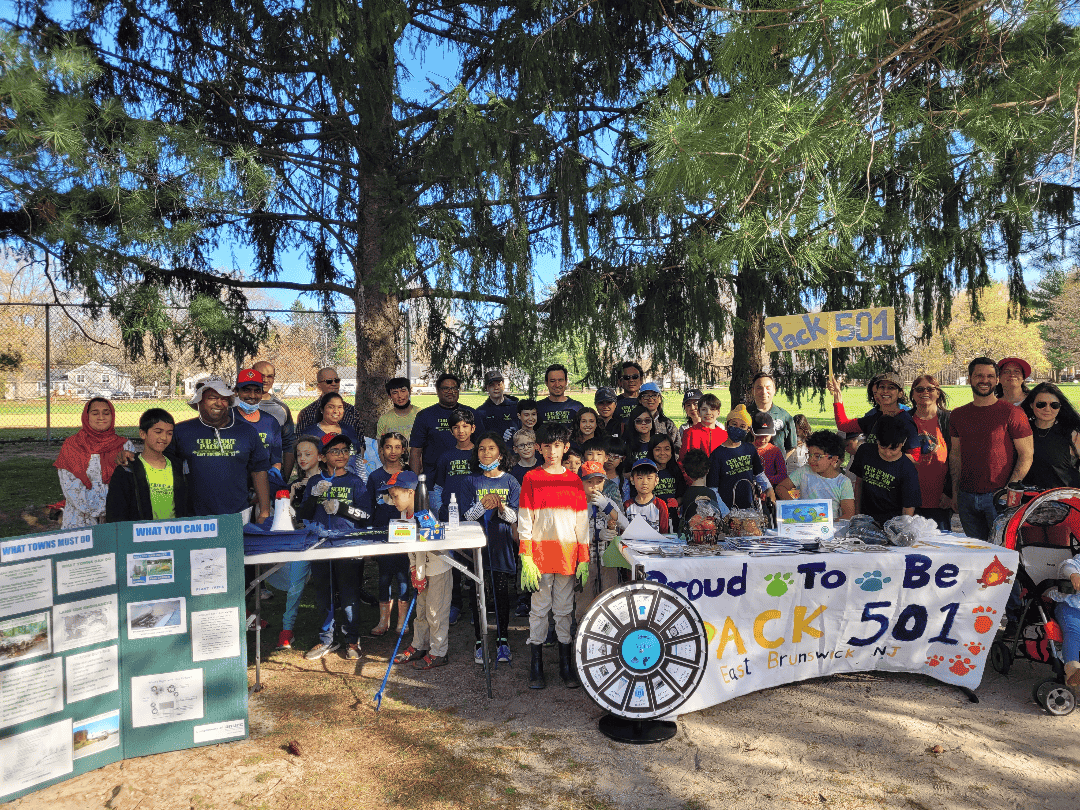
[599,525,616,544]
[324,499,339,515]
[588,492,613,511]
[519,554,541,592]
[410,568,428,593]
[313,479,331,497]
[576,561,589,589]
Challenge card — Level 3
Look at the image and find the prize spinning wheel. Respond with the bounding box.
[575,581,709,742]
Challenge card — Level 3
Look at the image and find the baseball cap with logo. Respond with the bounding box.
[752,411,776,436]
[682,388,703,404]
[377,469,419,492]
[484,369,505,385]
[236,368,264,388]
[580,460,606,479]
[594,387,618,403]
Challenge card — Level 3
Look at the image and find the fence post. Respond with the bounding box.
[45,304,51,445]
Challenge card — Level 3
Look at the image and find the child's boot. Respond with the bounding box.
[396,600,410,632]
[529,644,546,689]
[558,642,580,688]
[1066,660,1080,688]
[371,602,391,636]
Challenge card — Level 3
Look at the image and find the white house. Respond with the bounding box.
[39,361,134,397]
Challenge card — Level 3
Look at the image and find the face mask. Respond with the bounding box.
[236,400,261,414]
[479,459,501,472]
[727,426,748,442]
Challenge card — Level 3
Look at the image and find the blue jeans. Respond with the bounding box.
[377,553,410,601]
[1057,601,1080,663]
[266,561,311,632]
[956,490,997,541]
[311,559,361,645]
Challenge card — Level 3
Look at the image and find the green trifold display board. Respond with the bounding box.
[0,514,248,802]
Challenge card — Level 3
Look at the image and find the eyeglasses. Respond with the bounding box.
[621,374,640,381]
[439,386,459,392]
[912,386,936,393]
[319,378,340,385]
[513,443,533,450]
[808,453,834,461]
[1034,401,1061,410]
[325,447,349,456]
[640,392,659,398]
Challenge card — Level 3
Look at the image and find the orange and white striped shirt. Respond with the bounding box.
[518,467,589,575]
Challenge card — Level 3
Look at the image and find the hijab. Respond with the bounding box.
[54,398,128,489]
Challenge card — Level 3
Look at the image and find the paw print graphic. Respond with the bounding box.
[854,570,892,592]
[926,654,944,667]
[764,572,794,597]
[971,606,997,635]
[964,641,984,657]
[948,655,974,676]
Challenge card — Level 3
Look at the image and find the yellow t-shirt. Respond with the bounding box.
[140,457,176,520]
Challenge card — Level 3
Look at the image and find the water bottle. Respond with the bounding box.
[414,473,428,513]
[447,493,460,529]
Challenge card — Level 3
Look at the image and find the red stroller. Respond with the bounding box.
[989,486,1080,715]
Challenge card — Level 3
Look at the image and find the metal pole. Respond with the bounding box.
[45,304,51,445]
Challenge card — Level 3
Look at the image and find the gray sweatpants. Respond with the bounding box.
[529,572,576,645]
[411,569,452,657]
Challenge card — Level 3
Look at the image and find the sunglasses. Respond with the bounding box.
[319,378,340,385]
[621,374,641,381]
[912,386,937,393]
[1034,401,1061,410]
[634,417,653,424]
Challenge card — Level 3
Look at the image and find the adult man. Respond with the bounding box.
[252,360,296,479]
[746,371,797,453]
[475,369,519,440]
[410,373,475,479]
[534,364,583,429]
[296,367,366,440]
[235,368,284,489]
[172,376,272,521]
[949,357,1034,540]
[594,387,621,438]
[637,382,678,444]
[375,377,420,440]
[615,361,643,426]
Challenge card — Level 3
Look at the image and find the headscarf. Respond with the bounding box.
[54,398,128,489]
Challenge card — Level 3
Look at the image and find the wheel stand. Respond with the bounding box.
[597,713,677,743]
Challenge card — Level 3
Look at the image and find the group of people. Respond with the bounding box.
[51,355,1080,686]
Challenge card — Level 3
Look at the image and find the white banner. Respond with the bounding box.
[624,535,1019,717]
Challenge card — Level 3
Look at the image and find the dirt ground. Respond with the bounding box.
[10,604,1080,810]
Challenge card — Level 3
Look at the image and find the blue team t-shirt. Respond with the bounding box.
[411,403,475,479]
[461,472,521,573]
[615,396,639,429]
[302,470,368,532]
[434,447,475,521]
[475,396,520,438]
[172,416,271,516]
[535,397,583,430]
[706,443,764,509]
[856,409,919,452]
[237,408,283,467]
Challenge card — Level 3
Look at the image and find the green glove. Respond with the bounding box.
[576,561,589,589]
[520,554,541,592]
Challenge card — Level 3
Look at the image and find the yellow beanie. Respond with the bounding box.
[726,404,752,428]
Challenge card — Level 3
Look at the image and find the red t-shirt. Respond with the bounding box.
[948,400,1032,493]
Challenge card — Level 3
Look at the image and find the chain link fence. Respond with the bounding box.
[0,303,409,442]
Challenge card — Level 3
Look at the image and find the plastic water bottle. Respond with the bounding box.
[447,493,460,529]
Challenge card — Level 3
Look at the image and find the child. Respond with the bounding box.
[850,415,920,526]
[775,430,856,520]
[564,446,583,475]
[680,393,728,461]
[296,434,370,661]
[518,424,589,690]
[368,432,412,637]
[572,407,600,452]
[707,405,774,510]
[648,434,686,504]
[106,409,192,522]
[431,409,477,521]
[785,414,812,475]
[580,460,628,603]
[510,427,539,483]
[582,438,622,503]
[621,404,655,463]
[603,436,630,503]
[389,471,453,670]
[679,448,726,525]
[460,432,520,665]
[593,387,622,438]
[624,458,670,533]
[678,388,703,451]
[1050,556,1080,688]
[752,411,788,487]
[517,399,539,431]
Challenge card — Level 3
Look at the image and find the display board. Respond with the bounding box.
[623,535,1019,717]
[0,515,248,802]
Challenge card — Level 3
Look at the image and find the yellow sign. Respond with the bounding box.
[763,307,895,352]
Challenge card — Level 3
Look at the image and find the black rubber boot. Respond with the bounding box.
[559,642,580,688]
[529,643,546,690]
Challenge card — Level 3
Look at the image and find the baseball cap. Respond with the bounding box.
[726,404,752,428]
[639,382,662,395]
[484,369,505,385]
[594,387,618,403]
[682,388,703,404]
[752,411,776,435]
[580,460,606,479]
[236,368,264,388]
[631,457,658,472]
[874,372,904,390]
[321,433,352,452]
[377,469,419,492]
[997,357,1031,378]
[188,375,234,407]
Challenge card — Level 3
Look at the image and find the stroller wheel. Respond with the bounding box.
[989,640,1012,675]
[1042,683,1076,716]
[1035,679,1057,707]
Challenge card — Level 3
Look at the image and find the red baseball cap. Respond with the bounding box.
[236,368,264,388]
[580,460,606,479]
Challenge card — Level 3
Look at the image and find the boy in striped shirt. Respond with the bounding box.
[518,424,589,690]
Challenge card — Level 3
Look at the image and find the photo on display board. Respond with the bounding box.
[126,598,187,640]
[0,612,50,665]
[52,595,119,654]
[72,710,120,760]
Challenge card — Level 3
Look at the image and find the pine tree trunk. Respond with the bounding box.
[729,265,767,409]
[352,285,399,435]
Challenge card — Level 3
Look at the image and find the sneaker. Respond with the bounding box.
[277,630,293,650]
[411,653,449,670]
[393,645,428,665]
[515,601,530,617]
[497,641,512,663]
[259,587,274,600]
[474,644,484,665]
[304,641,340,660]
[344,643,361,660]
[449,605,461,626]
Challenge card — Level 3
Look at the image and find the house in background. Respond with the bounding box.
[38,360,134,397]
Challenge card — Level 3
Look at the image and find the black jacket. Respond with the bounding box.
[105,455,193,522]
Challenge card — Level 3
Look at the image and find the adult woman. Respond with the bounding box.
[826,372,918,453]
[995,356,1031,406]
[54,398,134,529]
[571,407,600,452]
[303,391,363,477]
[909,375,953,530]
[1021,382,1080,489]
